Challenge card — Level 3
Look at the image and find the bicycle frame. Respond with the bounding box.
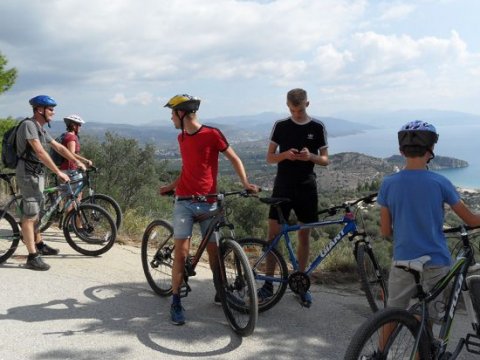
[0,172,81,228]
[184,195,234,273]
[173,191,251,293]
[396,225,478,359]
[39,182,81,229]
[271,214,358,276]
[251,206,367,286]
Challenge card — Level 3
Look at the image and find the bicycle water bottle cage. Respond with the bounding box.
[288,271,310,294]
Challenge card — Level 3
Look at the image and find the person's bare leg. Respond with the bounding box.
[21,217,37,254]
[171,238,190,295]
[297,226,310,272]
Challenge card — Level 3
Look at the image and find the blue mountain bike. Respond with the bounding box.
[238,193,387,313]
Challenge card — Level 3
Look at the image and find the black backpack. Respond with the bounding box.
[1,118,30,169]
[49,132,66,166]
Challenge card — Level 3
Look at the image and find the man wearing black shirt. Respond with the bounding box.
[262,88,329,308]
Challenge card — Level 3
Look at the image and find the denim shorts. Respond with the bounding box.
[62,170,83,193]
[173,200,218,242]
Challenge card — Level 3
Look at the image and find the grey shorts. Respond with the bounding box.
[388,264,450,321]
[16,174,45,218]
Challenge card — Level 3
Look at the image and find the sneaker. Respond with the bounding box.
[257,284,274,304]
[26,255,50,271]
[36,243,59,256]
[225,292,246,308]
[170,304,185,325]
[296,290,312,308]
[214,293,222,306]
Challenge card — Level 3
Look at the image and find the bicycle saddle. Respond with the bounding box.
[393,255,431,273]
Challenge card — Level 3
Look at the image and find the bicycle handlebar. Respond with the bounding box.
[443,224,480,234]
[163,188,262,202]
[318,193,377,216]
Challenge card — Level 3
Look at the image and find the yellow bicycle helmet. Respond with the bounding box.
[164,94,200,113]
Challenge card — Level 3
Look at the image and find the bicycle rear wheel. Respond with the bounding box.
[217,238,258,337]
[141,220,174,296]
[82,193,123,230]
[356,243,388,312]
[344,308,431,360]
[0,211,20,263]
[63,204,116,256]
[238,238,288,312]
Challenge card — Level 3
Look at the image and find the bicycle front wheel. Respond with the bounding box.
[82,194,123,230]
[0,211,21,263]
[356,243,388,312]
[344,308,431,360]
[63,204,117,256]
[141,220,174,296]
[238,238,289,312]
[217,238,258,337]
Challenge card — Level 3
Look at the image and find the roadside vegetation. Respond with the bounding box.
[1,52,478,284]
[1,125,479,283]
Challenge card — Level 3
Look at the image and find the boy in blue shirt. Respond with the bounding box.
[377,120,480,314]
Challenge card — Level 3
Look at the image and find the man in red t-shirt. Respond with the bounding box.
[160,94,258,325]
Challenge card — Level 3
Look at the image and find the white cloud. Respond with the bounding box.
[110,93,128,106]
[110,92,154,106]
[378,3,416,22]
[1,0,480,121]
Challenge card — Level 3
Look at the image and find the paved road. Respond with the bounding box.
[0,230,475,360]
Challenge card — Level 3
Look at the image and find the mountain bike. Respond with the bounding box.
[40,166,122,231]
[238,192,387,313]
[0,172,117,262]
[141,190,258,337]
[344,224,480,360]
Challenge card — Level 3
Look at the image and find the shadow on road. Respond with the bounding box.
[1,281,244,358]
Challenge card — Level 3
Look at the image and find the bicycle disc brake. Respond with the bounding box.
[288,271,310,294]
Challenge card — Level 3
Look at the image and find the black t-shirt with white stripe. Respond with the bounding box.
[270,117,328,183]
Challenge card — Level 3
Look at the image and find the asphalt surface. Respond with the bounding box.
[0,229,475,360]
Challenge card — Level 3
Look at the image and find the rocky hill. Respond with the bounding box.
[315,152,469,192]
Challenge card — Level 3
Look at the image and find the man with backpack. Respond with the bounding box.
[15,95,86,271]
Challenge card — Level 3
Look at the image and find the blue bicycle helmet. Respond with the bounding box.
[398,120,438,149]
[29,95,57,108]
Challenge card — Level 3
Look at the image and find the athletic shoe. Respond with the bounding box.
[225,292,246,307]
[170,304,185,325]
[296,290,312,308]
[257,284,274,304]
[26,255,50,271]
[36,243,59,256]
[214,293,222,306]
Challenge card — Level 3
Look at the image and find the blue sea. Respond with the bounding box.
[329,123,480,190]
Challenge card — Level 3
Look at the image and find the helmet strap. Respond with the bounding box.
[426,148,435,164]
[178,111,187,140]
[35,107,51,127]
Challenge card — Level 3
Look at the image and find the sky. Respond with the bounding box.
[1,0,480,125]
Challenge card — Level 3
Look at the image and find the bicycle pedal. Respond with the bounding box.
[466,333,480,355]
[179,282,191,298]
